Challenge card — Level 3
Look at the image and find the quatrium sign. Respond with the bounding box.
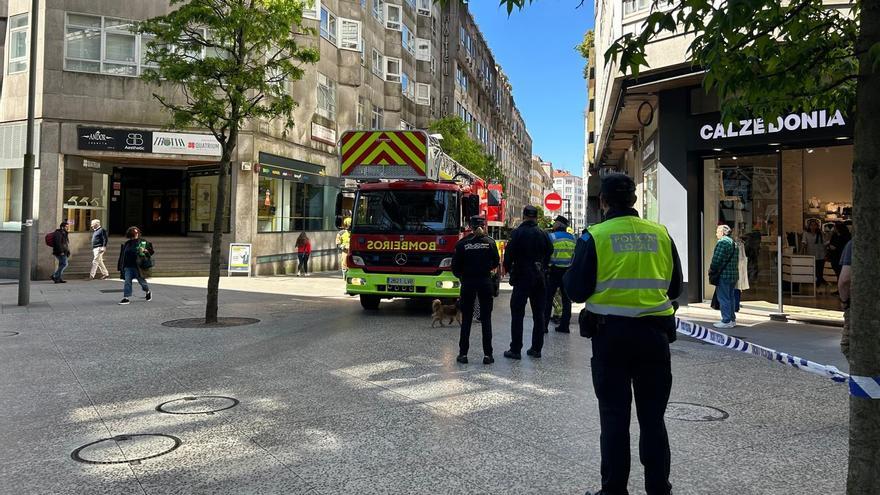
[699,109,846,140]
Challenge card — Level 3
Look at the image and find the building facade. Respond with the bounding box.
[528,154,553,209]
[0,0,531,278]
[552,170,584,233]
[590,0,854,311]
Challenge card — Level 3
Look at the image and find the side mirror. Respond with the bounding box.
[335,192,343,229]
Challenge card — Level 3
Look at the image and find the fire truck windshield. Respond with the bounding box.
[353,189,460,234]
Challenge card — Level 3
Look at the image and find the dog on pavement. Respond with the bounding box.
[431,299,461,327]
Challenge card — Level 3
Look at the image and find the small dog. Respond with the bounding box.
[431,299,461,327]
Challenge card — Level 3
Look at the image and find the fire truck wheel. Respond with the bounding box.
[360,295,381,310]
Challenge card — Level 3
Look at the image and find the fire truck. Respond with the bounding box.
[336,129,492,310]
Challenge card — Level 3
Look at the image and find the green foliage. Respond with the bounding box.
[138,0,320,144]
[575,29,594,79]
[534,205,553,230]
[601,0,861,124]
[428,116,504,183]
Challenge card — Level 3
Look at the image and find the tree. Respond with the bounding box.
[503,0,879,491]
[140,0,319,324]
[534,206,553,230]
[575,29,594,78]
[428,116,504,183]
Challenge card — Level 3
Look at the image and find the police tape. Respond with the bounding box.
[675,318,880,399]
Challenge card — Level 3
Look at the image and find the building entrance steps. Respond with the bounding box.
[63,236,220,278]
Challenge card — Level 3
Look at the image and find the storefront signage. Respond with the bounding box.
[642,131,658,165]
[310,123,337,146]
[228,243,252,276]
[78,127,151,152]
[153,132,222,156]
[699,110,846,141]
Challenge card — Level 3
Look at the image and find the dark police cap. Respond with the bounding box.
[469,215,486,227]
[523,205,539,217]
[600,173,636,195]
[554,215,569,226]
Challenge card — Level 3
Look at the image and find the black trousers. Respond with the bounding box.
[459,277,494,356]
[509,275,546,353]
[544,267,572,331]
[591,315,673,495]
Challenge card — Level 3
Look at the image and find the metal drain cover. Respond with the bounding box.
[665,402,729,422]
[0,331,19,337]
[71,434,181,464]
[156,396,239,415]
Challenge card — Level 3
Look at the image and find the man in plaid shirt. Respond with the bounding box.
[710,224,739,328]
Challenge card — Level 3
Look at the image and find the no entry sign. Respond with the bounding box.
[544,192,563,211]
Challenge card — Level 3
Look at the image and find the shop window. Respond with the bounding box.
[0,168,23,230]
[7,13,29,74]
[189,172,231,233]
[63,164,109,233]
[257,175,327,233]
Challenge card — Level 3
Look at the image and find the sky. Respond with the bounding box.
[468,0,595,176]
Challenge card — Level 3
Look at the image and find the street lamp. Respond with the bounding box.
[17,0,39,306]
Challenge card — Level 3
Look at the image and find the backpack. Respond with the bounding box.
[44,231,55,247]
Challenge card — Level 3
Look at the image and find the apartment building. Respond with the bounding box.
[529,154,553,208]
[552,170,584,233]
[590,0,854,310]
[0,0,531,278]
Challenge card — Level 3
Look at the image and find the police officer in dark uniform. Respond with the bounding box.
[452,216,500,364]
[503,205,554,359]
[564,174,682,495]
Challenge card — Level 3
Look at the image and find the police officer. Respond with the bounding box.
[452,216,500,364]
[503,205,554,359]
[544,215,576,333]
[564,174,682,495]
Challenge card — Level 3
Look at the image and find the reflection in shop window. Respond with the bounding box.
[188,172,231,233]
[63,164,109,233]
[258,176,326,233]
[642,163,659,223]
[0,168,24,230]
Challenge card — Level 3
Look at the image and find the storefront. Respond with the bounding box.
[689,97,853,311]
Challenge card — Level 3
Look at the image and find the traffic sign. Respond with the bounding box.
[544,192,563,211]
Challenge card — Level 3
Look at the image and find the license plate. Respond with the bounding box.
[387,277,414,286]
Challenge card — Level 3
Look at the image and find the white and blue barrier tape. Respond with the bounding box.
[675,318,880,399]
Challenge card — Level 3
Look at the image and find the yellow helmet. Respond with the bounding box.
[343,217,352,227]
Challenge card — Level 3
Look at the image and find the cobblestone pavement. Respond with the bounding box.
[0,274,849,494]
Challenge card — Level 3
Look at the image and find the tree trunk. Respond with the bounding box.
[847,1,880,492]
[204,121,239,324]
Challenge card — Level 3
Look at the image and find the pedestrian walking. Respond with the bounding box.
[544,215,576,333]
[296,232,311,276]
[564,173,682,495]
[117,226,153,305]
[89,219,110,280]
[502,205,553,360]
[802,219,827,286]
[837,238,853,358]
[452,216,500,365]
[49,222,71,283]
[709,224,739,329]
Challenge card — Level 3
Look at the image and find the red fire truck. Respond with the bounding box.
[337,130,489,310]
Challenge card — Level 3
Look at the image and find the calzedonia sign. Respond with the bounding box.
[699,109,847,141]
[77,126,221,156]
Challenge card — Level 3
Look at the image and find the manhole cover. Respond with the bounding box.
[665,402,729,422]
[161,317,260,328]
[0,331,19,337]
[156,396,239,415]
[71,434,181,465]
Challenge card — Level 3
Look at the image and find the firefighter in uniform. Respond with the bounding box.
[452,216,500,364]
[503,205,554,359]
[544,215,576,333]
[336,217,352,273]
[564,174,682,495]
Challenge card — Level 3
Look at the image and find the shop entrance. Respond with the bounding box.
[109,167,186,236]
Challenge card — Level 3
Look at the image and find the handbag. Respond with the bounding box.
[710,291,720,310]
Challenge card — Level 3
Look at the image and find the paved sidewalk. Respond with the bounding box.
[0,275,850,494]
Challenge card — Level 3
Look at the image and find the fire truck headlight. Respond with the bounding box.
[348,277,367,286]
[436,280,460,289]
[439,257,452,268]
[351,256,365,267]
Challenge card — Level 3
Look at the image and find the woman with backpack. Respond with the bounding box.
[117,226,154,305]
[296,232,311,277]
